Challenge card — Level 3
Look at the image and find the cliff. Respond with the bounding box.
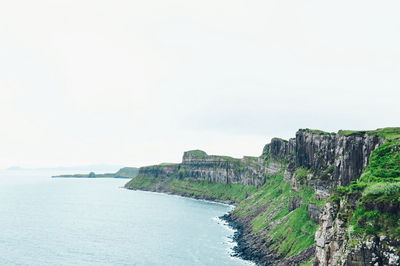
[135,151,267,188]
[125,127,400,265]
[114,167,139,178]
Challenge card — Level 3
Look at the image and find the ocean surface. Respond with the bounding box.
[0,170,252,266]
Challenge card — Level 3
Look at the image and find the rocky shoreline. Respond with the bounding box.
[221,212,273,266]
[124,128,400,265]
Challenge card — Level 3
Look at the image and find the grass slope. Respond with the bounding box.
[332,139,400,239]
[127,172,322,259]
[125,176,258,203]
[233,173,323,258]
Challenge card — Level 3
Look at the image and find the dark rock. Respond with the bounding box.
[294,130,383,192]
[262,137,295,162]
[289,196,303,211]
[344,236,400,266]
[136,151,268,187]
[315,200,400,266]
[308,203,323,223]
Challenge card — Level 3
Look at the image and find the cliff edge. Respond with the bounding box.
[125,127,400,265]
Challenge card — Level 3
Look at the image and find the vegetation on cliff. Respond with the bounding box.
[233,172,323,258]
[126,176,258,203]
[332,139,400,240]
[125,127,400,265]
[338,127,400,140]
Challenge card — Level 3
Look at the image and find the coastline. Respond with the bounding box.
[220,213,271,266]
[125,186,262,265]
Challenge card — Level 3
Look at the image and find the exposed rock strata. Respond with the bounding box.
[135,131,382,194]
[126,129,397,266]
[315,201,400,266]
[137,151,267,187]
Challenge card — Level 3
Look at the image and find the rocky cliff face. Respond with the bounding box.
[127,128,399,266]
[138,163,180,179]
[260,130,383,197]
[135,130,382,194]
[136,150,267,187]
[180,151,267,186]
[114,167,139,178]
[287,130,383,197]
[315,201,400,266]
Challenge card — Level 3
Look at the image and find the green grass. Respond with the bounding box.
[360,140,400,182]
[185,150,208,159]
[166,178,258,202]
[300,258,314,266]
[338,127,400,140]
[125,176,258,203]
[294,168,308,179]
[363,182,400,198]
[269,205,318,257]
[331,139,400,239]
[300,128,335,135]
[233,173,324,258]
[349,206,399,237]
[125,175,161,190]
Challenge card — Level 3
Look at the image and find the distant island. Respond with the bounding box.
[53,167,138,179]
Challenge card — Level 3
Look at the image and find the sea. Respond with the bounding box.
[0,170,253,266]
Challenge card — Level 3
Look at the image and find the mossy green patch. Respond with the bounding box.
[233,173,323,258]
[300,258,314,266]
[338,127,400,140]
[294,168,308,179]
[166,178,258,202]
[300,129,335,135]
[270,205,318,257]
[125,175,161,190]
[126,176,258,203]
[186,150,208,159]
[331,139,400,240]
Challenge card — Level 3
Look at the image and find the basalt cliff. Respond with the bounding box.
[125,128,400,265]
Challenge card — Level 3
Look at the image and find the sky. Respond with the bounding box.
[0,0,399,169]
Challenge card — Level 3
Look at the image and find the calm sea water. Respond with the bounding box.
[0,170,252,266]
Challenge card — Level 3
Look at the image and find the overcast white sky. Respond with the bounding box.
[0,0,399,168]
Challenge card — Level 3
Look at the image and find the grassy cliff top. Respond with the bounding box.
[184,150,208,159]
[299,127,400,140]
[299,128,335,135]
[337,127,400,140]
[184,149,246,161]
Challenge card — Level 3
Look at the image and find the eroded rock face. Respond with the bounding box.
[131,129,394,266]
[308,203,323,223]
[138,164,180,179]
[333,134,383,187]
[137,150,267,187]
[295,132,337,171]
[345,236,400,266]
[262,137,295,162]
[315,202,347,266]
[289,196,303,211]
[136,131,383,193]
[315,201,400,266]
[294,131,383,194]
